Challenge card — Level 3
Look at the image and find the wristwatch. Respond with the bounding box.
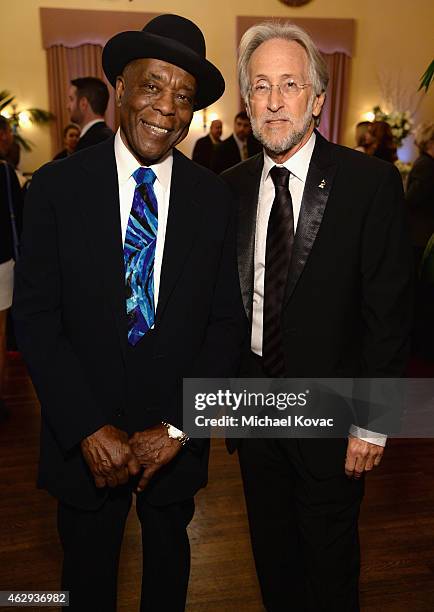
[162,422,189,446]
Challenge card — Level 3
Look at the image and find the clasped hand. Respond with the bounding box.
[345,434,384,479]
[81,423,182,492]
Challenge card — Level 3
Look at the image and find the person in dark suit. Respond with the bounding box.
[66,76,113,152]
[192,118,222,168]
[13,14,244,612]
[0,116,23,421]
[211,110,260,173]
[406,121,434,262]
[406,121,434,357]
[222,21,413,612]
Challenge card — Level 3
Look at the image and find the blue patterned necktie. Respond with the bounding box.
[124,167,158,346]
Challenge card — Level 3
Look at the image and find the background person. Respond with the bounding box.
[0,116,23,420]
[53,123,81,160]
[66,76,113,151]
[368,120,398,162]
[192,118,222,168]
[211,110,260,173]
[354,120,372,153]
[406,121,434,263]
[406,121,434,358]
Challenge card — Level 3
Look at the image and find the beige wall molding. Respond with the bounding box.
[40,7,159,48]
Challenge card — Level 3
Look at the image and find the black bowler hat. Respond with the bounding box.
[102,14,225,110]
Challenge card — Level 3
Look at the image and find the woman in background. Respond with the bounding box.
[354,120,372,153]
[367,120,398,163]
[53,123,80,160]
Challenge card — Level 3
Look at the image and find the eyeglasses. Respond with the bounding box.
[250,79,312,100]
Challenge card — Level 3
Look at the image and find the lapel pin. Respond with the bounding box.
[318,179,326,189]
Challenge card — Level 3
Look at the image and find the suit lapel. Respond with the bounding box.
[284,131,338,305]
[76,138,128,357]
[155,149,201,325]
[238,154,263,322]
[230,135,242,165]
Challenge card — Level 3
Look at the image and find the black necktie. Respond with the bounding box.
[262,166,294,377]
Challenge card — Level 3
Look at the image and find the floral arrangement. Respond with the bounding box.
[394,159,412,175]
[394,159,412,188]
[372,105,413,148]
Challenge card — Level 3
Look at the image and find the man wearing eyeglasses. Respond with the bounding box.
[222,22,413,612]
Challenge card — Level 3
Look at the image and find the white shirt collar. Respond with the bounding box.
[114,128,173,191]
[263,130,316,183]
[79,118,105,138]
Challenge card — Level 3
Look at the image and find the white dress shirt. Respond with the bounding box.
[79,118,105,139]
[114,130,186,438]
[114,128,172,310]
[251,131,316,355]
[251,131,386,447]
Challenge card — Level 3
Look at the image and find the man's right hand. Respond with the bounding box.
[81,424,141,488]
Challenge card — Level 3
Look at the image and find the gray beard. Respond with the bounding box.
[250,99,314,155]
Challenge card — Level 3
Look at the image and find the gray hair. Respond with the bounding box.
[238,21,329,104]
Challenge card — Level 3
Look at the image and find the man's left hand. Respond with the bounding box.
[129,423,182,492]
[345,434,384,479]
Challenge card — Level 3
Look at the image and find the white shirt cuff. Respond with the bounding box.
[166,423,184,437]
[349,424,387,447]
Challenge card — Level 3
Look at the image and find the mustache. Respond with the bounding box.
[259,114,294,124]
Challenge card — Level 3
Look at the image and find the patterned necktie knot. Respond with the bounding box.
[269,165,290,190]
[133,166,156,186]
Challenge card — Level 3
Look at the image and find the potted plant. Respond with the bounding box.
[0,90,54,152]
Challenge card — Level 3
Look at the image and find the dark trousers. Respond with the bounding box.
[58,486,194,612]
[238,353,364,612]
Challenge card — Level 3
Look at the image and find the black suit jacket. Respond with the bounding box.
[192,134,220,169]
[222,132,413,469]
[212,134,262,175]
[13,138,245,510]
[0,161,23,263]
[406,153,434,249]
[75,121,113,152]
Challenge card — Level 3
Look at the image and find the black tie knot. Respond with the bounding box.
[269,165,290,189]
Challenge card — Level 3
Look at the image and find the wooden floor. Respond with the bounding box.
[1,354,434,611]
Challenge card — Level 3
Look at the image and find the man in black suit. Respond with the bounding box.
[67,76,113,151]
[13,15,244,612]
[406,121,434,261]
[192,118,222,168]
[212,110,260,173]
[0,116,23,421]
[222,21,413,612]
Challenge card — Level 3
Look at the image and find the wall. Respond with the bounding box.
[1,0,433,172]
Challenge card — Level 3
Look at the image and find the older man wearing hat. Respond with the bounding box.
[13,14,245,612]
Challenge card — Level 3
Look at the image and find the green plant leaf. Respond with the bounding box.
[13,132,34,152]
[418,60,434,93]
[1,90,54,151]
[27,108,55,124]
[0,90,12,103]
[0,94,15,111]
